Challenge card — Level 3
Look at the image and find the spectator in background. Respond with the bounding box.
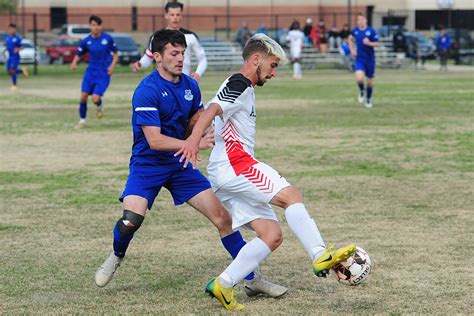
[255,22,268,36]
[328,25,340,50]
[287,20,305,80]
[393,27,407,53]
[339,35,354,72]
[235,21,252,47]
[409,34,420,70]
[436,26,451,71]
[311,19,328,53]
[339,24,351,40]
[303,18,313,47]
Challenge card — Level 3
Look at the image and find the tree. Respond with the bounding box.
[0,0,17,12]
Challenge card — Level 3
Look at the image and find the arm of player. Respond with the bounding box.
[108,52,119,75]
[70,55,81,70]
[348,35,357,57]
[191,40,208,82]
[132,48,154,72]
[175,103,223,169]
[362,38,380,47]
[142,126,187,152]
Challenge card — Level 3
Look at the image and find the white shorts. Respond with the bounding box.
[214,162,291,230]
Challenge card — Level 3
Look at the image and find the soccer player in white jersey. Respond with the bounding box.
[176,34,357,310]
[132,1,207,83]
[287,20,305,80]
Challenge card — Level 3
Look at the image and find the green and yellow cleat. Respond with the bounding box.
[206,278,244,311]
[313,244,357,277]
[97,106,104,119]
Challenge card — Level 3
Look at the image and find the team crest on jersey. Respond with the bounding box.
[87,41,92,45]
[365,30,371,36]
[101,39,108,45]
[184,90,193,101]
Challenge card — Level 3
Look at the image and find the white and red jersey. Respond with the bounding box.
[207,73,259,189]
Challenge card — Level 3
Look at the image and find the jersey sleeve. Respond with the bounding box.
[133,87,161,127]
[77,39,88,57]
[108,35,118,53]
[190,34,208,76]
[209,78,248,123]
[369,29,379,42]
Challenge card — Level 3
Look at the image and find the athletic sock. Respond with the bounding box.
[294,62,302,77]
[113,223,134,258]
[79,102,87,119]
[221,231,255,280]
[285,203,326,261]
[357,82,364,95]
[218,237,271,288]
[367,86,373,102]
[95,99,102,108]
[16,68,23,75]
[11,73,17,86]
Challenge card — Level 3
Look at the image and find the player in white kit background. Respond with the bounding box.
[176,34,357,310]
[286,20,305,80]
[132,1,207,83]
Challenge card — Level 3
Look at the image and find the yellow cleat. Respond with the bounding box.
[21,67,29,78]
[313,244,357,277]
[97,107,104,119]
[206,278,244,311]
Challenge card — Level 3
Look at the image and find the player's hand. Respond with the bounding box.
[363,38,370,45]
[70,63,77,71]
[107,66,114,75]
[191,72,201,83]
[14,48,21,53]
[351,49,357,57]
[131,61,141,73]
[199,126,215,150]
[175,138,201,169]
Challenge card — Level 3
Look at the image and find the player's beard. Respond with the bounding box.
[256,66,266,86]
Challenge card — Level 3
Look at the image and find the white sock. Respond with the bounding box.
[294,62,302,77]
[285,203,326,261]
[79,118,86,124]
[218,237,271,288]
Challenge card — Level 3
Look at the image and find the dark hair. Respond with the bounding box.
[439,24,445,30]
[8,23,16,28]
[165,1,184,12]
[89,15,102,25]
[357,12,366,17]
[289,20,300,31]
[151,29,187,54]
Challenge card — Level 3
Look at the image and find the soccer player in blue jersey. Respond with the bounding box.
[4,24,29,91]
[436,26,451,71]
[349,13,379,109]
[71,15,118,128]
[94,29,286,298]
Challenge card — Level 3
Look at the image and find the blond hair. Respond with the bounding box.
[242,33,288,65]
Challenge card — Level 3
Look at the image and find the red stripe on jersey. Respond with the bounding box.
[222,121,257,176]
[241,166,275,194]
[145,48,153,57]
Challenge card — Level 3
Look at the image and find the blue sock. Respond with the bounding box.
[367,86,373,102]
[221,231,255,281]
[11,73,17,85]
[358,82,364,94]
[113,223,134,258]
[16,68,23,75]
[95,99,102,107]
[79,102,87,119]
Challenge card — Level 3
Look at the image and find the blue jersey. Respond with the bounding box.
[5,34,22,59]
[340,41,351,56]
[351,27,378,62]
[77,33,117,71]
[130,70,203,168]
[436,34,451,50]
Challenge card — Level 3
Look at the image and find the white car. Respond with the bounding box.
[4,39,38,64]
[59,24,90,39]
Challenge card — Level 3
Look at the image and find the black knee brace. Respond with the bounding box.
[116,210,144,237]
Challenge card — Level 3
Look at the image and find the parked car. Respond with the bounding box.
[3,39,39,64]
[405,32,437,59]
[46,36,84,64]
[59,24,90,39]
[111,33,140,65]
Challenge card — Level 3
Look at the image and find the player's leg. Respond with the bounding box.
[270,186,356,277]
[354,61,365,104]
[92,73,110,119]
[365,63,375,109]
[7,59,18,90]
[76,92,89,128]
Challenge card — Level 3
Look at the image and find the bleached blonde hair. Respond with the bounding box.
[242,33,288,65]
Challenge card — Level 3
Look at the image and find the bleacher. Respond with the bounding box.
[195,37,406,71]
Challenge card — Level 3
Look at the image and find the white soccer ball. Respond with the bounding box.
[332,246,371,286]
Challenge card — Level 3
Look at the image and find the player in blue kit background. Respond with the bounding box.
[71,15,118,128]
[94,29,285,298]
[4,24,29,91]
[349,13,379,109]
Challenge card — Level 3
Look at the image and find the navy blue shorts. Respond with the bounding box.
[81,69,110,96]
[6,57,19,72]
[354,59,375,78]
[119,166,212,210]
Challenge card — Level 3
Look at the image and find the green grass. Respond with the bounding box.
[0,65,473,314]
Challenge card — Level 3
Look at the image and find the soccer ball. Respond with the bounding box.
[333,246,371,286]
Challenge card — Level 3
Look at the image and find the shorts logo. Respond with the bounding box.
[101,39,108,45]
[184,89,193,101]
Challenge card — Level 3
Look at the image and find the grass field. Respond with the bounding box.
[1,65,473,314]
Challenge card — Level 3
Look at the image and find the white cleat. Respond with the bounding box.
[95,251,123,287]
[358,92,364,104]
[365,101,373,109]
[243,273,288,298]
